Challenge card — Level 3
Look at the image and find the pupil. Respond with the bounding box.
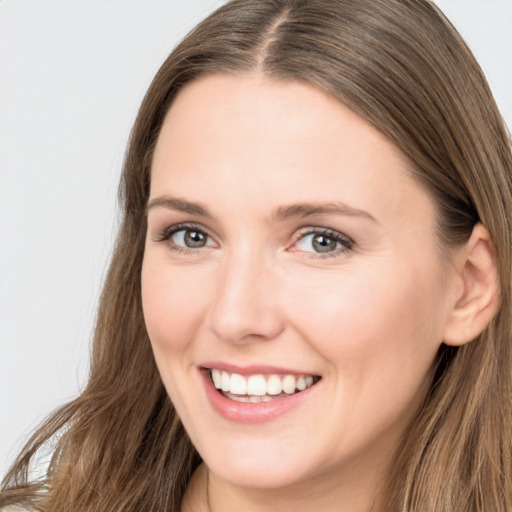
[185,230,206,248]
[312,234,336,253]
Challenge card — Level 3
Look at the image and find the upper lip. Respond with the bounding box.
[200,361,320,376]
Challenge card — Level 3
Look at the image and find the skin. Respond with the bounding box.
[141,74,464,512]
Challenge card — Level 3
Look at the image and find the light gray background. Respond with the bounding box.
[1,0,511,476]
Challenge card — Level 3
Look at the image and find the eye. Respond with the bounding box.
[293,229,353,256]
[172,228,210,248]
[157,224,216,251]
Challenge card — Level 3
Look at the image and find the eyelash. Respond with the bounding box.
[292,227,354,259]
[156,223,354,259]
[156,222,212,255]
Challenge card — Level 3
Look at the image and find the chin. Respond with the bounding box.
[196,435,321,490]
[208,458,310,490]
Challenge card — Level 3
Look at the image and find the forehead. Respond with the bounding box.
[155,74,406,172]
[150,74,435,232]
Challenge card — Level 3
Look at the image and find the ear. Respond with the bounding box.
[443,223,500,346]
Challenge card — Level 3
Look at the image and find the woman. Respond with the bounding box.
[2,0,511,511]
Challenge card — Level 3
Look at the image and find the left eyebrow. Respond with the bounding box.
[273,202,378,224]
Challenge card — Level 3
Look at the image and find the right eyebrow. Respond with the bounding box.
[146,196,213,218]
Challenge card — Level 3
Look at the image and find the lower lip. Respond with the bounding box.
[201,370,319,424]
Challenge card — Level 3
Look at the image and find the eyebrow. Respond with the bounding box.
[273,202,378,223]
[146,196,212,217]
[146,196,377,224]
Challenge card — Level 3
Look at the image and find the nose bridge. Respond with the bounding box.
[207,244,284,344]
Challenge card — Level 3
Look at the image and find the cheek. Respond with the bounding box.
[281,259,447,446]
[141,256,209,356]
[283,259,445,375]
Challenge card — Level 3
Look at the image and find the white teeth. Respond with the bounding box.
[221,371,231,392]
[230,373,247,395]
[247,375,266,396]
[209,369,318,399]
[212,369,221,389]
[267,374,283,395]
[226,393,251,403]
[282,375,296,394]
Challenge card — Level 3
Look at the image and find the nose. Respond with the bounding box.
[207,250,285,345]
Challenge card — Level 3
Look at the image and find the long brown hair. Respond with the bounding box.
[2,1,511,510]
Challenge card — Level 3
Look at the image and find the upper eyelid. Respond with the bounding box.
[159,222,211,239]
[292,226,353,243]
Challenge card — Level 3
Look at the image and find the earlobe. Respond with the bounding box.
[442,224,500,347]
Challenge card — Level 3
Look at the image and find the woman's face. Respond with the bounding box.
[142,75,458,493]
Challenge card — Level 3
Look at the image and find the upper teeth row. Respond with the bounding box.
[210,369,315,396]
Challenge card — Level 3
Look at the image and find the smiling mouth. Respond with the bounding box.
[207,368,321,403]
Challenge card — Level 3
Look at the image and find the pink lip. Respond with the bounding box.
[200,368,320,424]
[201,361,317,376]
